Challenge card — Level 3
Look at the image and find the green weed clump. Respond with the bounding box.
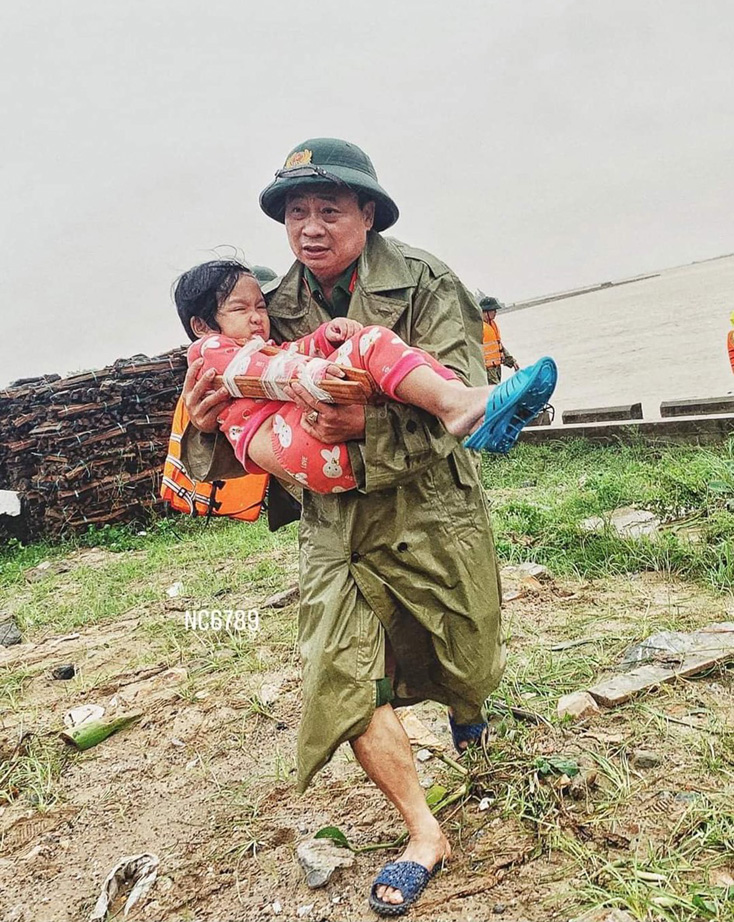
[483,437,734,591]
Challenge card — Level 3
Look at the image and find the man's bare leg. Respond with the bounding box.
[350,705,451,906]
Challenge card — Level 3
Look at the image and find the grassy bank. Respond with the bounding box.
[483,436,734,591]
[2,439,734,921]
[1,437,733,636]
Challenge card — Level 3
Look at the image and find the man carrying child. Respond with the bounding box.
[181,137,507,916]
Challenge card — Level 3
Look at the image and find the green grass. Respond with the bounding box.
[1,440,734,918]
[2,436,732,637]
[0,516,298,636]
[482,436,734,590]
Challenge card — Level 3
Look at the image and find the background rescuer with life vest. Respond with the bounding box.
[479,295,519,385]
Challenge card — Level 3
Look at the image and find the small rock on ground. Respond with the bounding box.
[500,562,551,582]
[631,749,661,769]
[0,619,22,647]
[557,691,600,720]
[297,838,355,889]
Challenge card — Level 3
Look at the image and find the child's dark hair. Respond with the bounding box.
[174,259,253,341]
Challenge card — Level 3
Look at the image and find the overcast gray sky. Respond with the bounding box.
[1,0,732,387]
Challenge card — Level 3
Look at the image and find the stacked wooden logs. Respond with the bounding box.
[0,349,187,539]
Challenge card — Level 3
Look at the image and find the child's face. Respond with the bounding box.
[214,274,270,343]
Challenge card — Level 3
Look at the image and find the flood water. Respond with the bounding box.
[498,255,734,420]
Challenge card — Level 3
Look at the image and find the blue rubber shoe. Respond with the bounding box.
[464,356,558,454]
[369,860,443,916]
[448,712,488,753]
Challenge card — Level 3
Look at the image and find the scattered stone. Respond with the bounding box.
[478,797,493,811]
[557,691,600,720]
[590,623,734,706]
[260,682,282,706]
[621,630,694,668]
[631,749,661,769]
[580,507,660,539]
[0,619,22,647]
[492,903,506,914]
[296,838,355,889]
[501,562,551,581]
[272,901,283,915]
[416,748,433,762]
[263,584,300,608]
[675,792,700,804]
[51,664,76,680]
[24,561,54,582]
[520,562,549,580]
[166,581,184,598]
[296,904,314,918]
[709,868,734,888]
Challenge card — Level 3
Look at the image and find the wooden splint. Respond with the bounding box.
[216,345,379,405]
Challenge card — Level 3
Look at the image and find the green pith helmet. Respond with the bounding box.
[259,138,399,232]
[479,295,502,312]
[250,265,278,284]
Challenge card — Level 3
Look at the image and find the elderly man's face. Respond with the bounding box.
[284,187,375,285]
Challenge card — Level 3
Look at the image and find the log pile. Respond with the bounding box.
[0,349,187,540]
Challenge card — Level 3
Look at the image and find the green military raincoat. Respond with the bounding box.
[181,232,506,791]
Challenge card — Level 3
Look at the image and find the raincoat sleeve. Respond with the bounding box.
[180,426,245,482]
[347,269,482,493]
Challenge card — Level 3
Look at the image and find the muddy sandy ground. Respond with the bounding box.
[1,549,733,922]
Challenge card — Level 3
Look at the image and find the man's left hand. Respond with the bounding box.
[285,381,366,443]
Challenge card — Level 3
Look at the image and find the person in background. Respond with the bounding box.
[480,295,519,384]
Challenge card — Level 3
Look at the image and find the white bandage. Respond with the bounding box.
[222,337,268,397]
[261,351,295,401]
[297,357,335,403]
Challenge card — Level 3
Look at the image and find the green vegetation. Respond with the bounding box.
[483,436,734,590]
[2,438,734,920]
[0,517,297,636]
[1,436,733,635]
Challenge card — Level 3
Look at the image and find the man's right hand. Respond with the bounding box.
[182,358,231,433]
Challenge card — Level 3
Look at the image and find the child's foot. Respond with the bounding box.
[439,383,493,437]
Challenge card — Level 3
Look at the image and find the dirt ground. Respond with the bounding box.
[1,549,734,922]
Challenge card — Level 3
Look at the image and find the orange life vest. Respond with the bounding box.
[482,320,502,368]
[728,329,734,373]
[160,397,268,521]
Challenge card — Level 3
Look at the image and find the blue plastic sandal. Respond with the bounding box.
[464,356,558,454]
[448,712,488,753]
[369,860,442,916]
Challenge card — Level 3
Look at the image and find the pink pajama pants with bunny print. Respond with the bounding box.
[266,325,458,494]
